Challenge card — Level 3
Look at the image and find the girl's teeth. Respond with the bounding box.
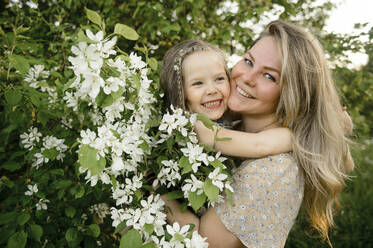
[237,86,251,98]
[203,100,220,107]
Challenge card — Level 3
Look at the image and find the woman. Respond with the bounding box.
[161,20,353,247]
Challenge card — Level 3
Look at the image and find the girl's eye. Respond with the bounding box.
[264,73,276,82]
[216,76,226,81]
[192,81,203,86]
[244,58,253,67]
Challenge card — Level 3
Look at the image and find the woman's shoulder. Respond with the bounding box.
[235,153,302,182]
[243,152,297,169]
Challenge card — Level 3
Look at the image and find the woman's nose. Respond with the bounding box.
[243,70,256,87]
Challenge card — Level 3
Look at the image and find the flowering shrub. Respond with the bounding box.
[1,4,234,248]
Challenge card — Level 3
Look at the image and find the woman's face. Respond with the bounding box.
[228,37,281,117]
[183,50,230,120]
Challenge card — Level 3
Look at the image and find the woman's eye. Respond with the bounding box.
[244,58,253,67]
[192,81,203,86]
[264,73,276,82]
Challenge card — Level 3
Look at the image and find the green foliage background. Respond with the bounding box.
[1,0,372,247]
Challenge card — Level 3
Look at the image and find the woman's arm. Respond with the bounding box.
[160,195,199,231]
[160,194,243,248]
[195,120,292,158]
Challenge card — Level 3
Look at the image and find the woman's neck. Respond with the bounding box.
[241,113,280,133]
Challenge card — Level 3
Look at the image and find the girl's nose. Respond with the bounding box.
[206,83,218,95]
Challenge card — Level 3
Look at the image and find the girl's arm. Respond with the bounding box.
[160,194,243,248]
[195,120,292,158]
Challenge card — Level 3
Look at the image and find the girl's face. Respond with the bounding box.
[183,50,230,121]
[228,37,281,117]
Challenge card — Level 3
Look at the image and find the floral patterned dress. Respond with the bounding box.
[214,153,304,248]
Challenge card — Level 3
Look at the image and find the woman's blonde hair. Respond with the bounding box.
[257,20,352,242]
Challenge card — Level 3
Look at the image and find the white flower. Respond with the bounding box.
[86,30,104,43]
[100,36,117,58]
[129,52,146,70]
[9,0,22,8]
[26,0,38,9]
[103,76,123,94]
[63,91,79,111]
[25,184,38,196]
[208,168,228,191]
[185,231,209,248]
[80,129,97,146]
[32,150,48,169]
[151,236,171,247]
[182,175,204,198]
[36,199,50,210]
[89,203,110,221]
[25,65,49,88]
[111,156,125,171]
[20,127,42,150]
[81,72,105,99]
[180,142,208,172]
[166,222,190,246]
[159,112,177,135]
[110,207,126,227]
[154,160,181,188]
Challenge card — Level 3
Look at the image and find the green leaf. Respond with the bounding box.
[54,180,72,189]
[114,23,139,41]
[209,159,224,169]
[100,87,125,107]
[4,90,22,106]
[8,54,29,75]
[85,8,102,27]
[225,188,233,206]
[114,221,127,234]
[17,213,30,226]
[65,206,76,218]
[147,57,157,71]
[0,228,15,244]
[203,178,219,202]
[167,191,183,200]
[42,148,59,160]
[64,0,72,9]
[197,113,215,130]
[138,140,149,152]
[189,191,206,212]
[37,111,50,126]
[87,224,100,238]
[78,145,106,176]
[29,224,43,242]
[142,243,156,248]
[50,169,64,176]
[2,161,22,172]
[174,233,185,242]
[7,231,27,248]
[30,94,40,107]
[75,185,85,199]
[65,227,78,242]
[120,229,142,248]
[144,224,154,235]
[179,156,192,174]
